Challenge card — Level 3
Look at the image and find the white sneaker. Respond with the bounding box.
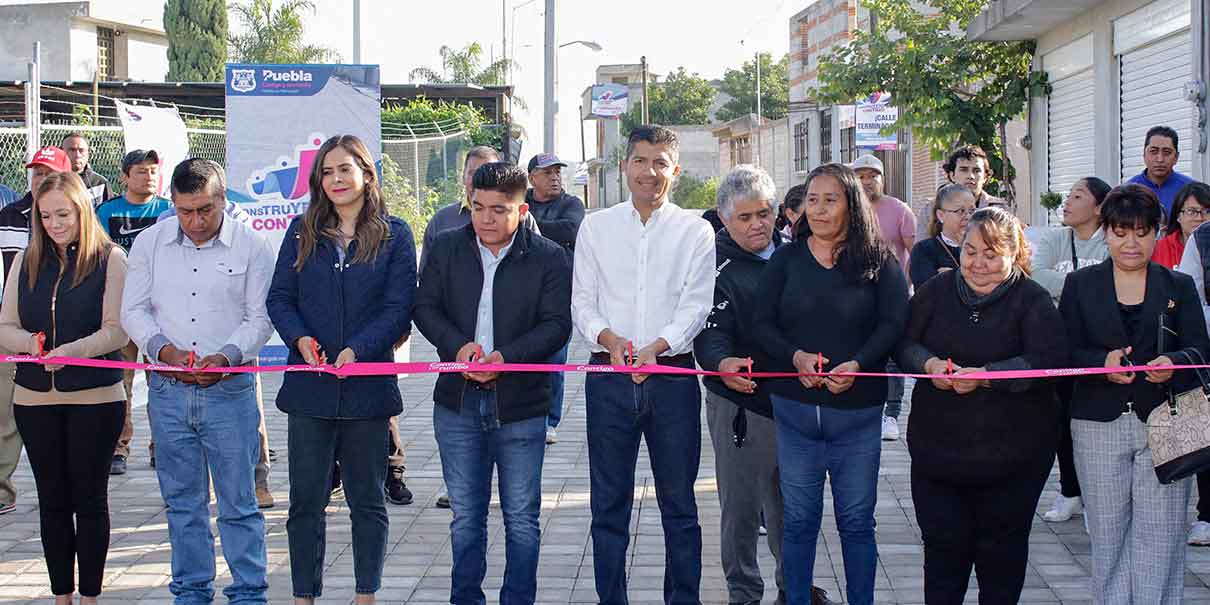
[1189,521,1210,546]
[881,416,900,441]
[545,427,557,445]
[1042,494,1083,522]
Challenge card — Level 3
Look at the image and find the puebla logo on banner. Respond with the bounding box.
[225,63,382,363]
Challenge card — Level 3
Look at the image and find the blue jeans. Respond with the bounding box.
[884,360,904,418]
[286,415,388,598]
[434,388,546,605]
[547,341,570,428]
[772,395,881,605]
[147,372,267,605]
[586,372,702,605]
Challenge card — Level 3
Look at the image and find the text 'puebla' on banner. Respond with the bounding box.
[224,63,382,364]
[855,92,898,151]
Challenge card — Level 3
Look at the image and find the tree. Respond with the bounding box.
[621,67,716,133]
[670,174,719,210]
[409,43,511,86]
[165,0,227,81]
[228,0,340,64]
[816,0,1047,203]
[715,53,789,122]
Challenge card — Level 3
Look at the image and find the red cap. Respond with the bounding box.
[25,146,70,173]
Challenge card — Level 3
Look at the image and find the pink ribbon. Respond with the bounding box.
[2,355,1203,381]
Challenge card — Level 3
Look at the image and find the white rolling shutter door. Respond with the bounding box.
[1048,69,1095,196]
[1119,29,1195,180]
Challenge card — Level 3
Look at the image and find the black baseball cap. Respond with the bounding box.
[121,149,160,173]
[527,152,567,172]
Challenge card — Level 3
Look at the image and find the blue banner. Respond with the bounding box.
[225,63,382,364]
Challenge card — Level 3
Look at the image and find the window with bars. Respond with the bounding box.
[794,120,809,172]
[97,27,116,80]
[839,127,856,163]
[730,135,752,166]
[820,109,833,164]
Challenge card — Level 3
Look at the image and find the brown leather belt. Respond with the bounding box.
[154,370,243,384]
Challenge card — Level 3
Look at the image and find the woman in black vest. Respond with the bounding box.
[897,206,1068,603]
[0,171,127,605]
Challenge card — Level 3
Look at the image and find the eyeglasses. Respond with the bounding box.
[1181,207,1207,219]
[940,207,976,217]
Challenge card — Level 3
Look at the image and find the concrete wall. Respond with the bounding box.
[0,2,85,81]
[669,125,721,181]
[125,29,167,82]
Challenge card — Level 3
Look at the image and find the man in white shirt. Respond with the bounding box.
[571,125,716,604]
[121,159,276,604]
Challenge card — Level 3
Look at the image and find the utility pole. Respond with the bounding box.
[502,0,507,82]
[26,42,41,171]
[543,0,556,153]
[755,52,762,167]
[579,104,589,206]
[352,0,361,63]
[640,56,649,124]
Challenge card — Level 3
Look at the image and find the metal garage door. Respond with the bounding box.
[1048,68,1096,197]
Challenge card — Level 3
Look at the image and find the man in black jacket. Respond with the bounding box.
[525,152,585,444]
[693,165,836,605]
[61,133,112,208]
[414,162,572,604]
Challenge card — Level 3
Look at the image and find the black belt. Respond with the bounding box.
[589,352,695,369]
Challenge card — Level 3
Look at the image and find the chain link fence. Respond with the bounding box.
[0,124,227,196]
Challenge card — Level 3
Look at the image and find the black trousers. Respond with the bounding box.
[14,401,124,597]
[912,455,1052,605]
[1198,472,1210,523]
[1055,379,1081,498]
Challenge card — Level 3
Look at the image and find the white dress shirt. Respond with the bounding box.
[121,214,276,366]
[572,199,716,355]
[474,233,516,354]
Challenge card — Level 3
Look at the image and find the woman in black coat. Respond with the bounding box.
[1058,184,1210,604]
[897,206,1067,604]
[266,134,416,604]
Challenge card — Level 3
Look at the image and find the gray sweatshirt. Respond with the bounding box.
[1029,226,1108,302]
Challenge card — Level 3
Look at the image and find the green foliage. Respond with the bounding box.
[165,0,227,81]
[409,43,512,86]
[1039,190,1063,211]
[381,153,438,249]
[671,174,720,210]
[621,67,716,134]
[716,53,789,122]
[228,0,340,64]
[381,97,497,148]
[816,0,1048,203]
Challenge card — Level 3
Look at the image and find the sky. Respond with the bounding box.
[297,0,807,162]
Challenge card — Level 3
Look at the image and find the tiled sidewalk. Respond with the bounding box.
[3,338,1210,603]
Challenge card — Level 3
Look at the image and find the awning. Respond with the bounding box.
[966,0,1108,41]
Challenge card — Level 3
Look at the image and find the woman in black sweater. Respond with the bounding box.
[908,183,975,289]
[1058,184,1210,604]
[897,206,1067,604]
[752,163,908,605]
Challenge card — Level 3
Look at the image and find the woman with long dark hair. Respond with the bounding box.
[775,183,807,240]
[752,163,908,605]
[0,171,128,605]
[267,134,416,605]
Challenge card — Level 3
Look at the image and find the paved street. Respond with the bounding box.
[3,337,1210,604]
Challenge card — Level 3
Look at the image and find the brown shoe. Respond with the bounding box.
[256,485,275,509]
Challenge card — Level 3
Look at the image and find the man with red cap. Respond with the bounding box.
[0,145,70,515]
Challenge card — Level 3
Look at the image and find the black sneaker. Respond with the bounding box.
[109,455,127,475]
[384,466,413,505]
[811,586,839,605]
[436,493,451,509]
[268,448,278,462]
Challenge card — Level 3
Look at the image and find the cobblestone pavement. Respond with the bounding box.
[3,337,1210,604]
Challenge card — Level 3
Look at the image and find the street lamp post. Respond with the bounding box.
[543,0,556,153]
